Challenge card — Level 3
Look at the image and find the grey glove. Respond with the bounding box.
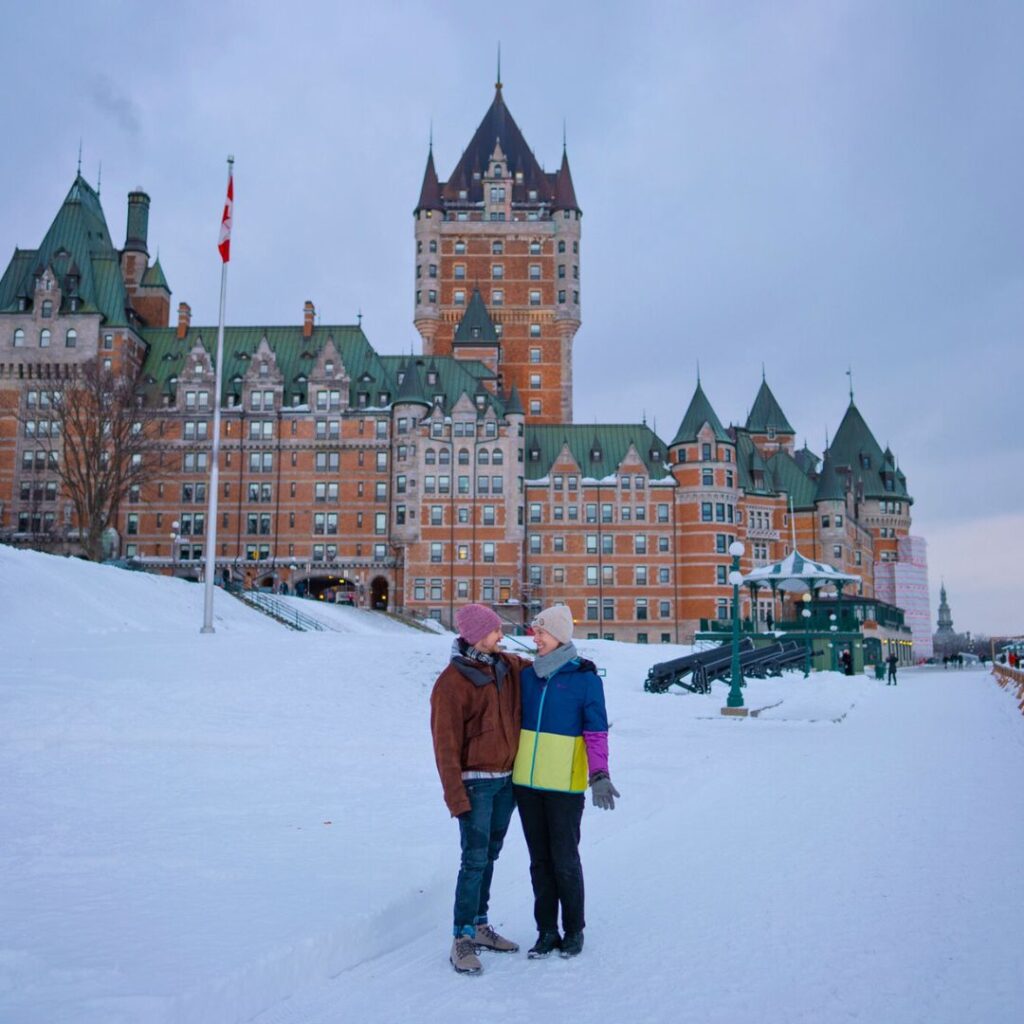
[589,771,620,811]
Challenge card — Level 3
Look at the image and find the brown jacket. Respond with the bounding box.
[430,648,527,817]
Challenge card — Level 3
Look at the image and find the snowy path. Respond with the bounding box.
[250,667,1024,1024]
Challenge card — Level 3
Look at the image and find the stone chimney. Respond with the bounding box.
[176,302,192,339]
[124,188,151,254]
[303,300,316,339]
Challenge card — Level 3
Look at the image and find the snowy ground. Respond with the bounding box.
[1,547,1022,1024]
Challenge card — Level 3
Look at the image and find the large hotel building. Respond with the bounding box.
[0,81,931,653]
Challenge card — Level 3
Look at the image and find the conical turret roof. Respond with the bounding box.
[552,148,580,212]
[394,360,431,408]
[671,381,730,445]
[453,289,498,344]
[415,148,442,213]
[829,401,911,501]
[746,377,795,434]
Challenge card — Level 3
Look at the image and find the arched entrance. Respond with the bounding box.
[370,576,389,611]
[306,574,357,604]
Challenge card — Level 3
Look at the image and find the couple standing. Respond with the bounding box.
[430,602,619,975]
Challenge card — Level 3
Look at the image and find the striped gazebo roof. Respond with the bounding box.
[742,549,860,593]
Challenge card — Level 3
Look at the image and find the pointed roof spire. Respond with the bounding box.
[454,288,499,344]
[395,360,431,408]
[552,146,580,212]
[415,147,442,213]
[846,366,854,404]
[496,42,502,90]
[504,383,524,416]
[746,376,795,434]
[672,381,730,445]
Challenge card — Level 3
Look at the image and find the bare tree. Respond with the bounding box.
[19,358,158,561]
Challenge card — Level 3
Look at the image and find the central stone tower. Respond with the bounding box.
[413,77,581,424]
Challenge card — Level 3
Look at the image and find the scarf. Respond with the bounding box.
[451,637,507,689]
[532,641,578,680]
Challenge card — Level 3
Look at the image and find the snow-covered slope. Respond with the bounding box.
[1,546,1022,1024]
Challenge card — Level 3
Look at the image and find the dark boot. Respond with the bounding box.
[528,932,562,959]
[560,931,584,958]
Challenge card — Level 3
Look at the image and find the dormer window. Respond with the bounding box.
[860,453,871,469]
[427,371,437,385]
[529,447,540,461]
[259,362,268,377]
[41,300,52,318]
[325,362,334,376]
[528,190,537,201]
[591,448,602,462]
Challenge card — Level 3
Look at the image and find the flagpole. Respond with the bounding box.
[202,155,234,634]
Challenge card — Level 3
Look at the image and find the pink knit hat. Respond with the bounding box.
[455,603,503,646]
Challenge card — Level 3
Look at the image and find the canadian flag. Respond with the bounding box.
[218,173,233,263]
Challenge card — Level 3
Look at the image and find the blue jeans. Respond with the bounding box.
[453,776,516,934]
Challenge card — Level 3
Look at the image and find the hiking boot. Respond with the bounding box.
[450,935,482,974]
[475,923,519,953]
[527,931,562,959]
[559,931,584,958]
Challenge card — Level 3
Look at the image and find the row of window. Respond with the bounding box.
[17,511,56,533]
[423,447,505,465]
[700,502,736,524]
[18,481,58,501]
[701,468,736,488]
[529,503,671,525]
[412,577,514,603]
[418,475,507,495]
[21,450,59,471]
[12,328,78,348]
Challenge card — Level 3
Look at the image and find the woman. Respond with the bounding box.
[512,604,619,959]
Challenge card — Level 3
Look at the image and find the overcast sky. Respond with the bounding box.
[3,1,1021,636]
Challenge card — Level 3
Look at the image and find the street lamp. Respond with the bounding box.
[802,592,813,677]
[170,520,181,573]
[726,541,746,709]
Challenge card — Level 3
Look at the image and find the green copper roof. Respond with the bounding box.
[503,384,524,416]
[393,359,430,407]
[453,288,498,344]
[140,324,387,406]
[746,377,795,434]
[0,174,131,326]
[734,432,774,494]
[378,354,504,417]
[828,401,911,502]
[766,451,818,510]
[814,448,847,502]
[140,256,169,290]
[671,381,730,445]
[524,423,671,481]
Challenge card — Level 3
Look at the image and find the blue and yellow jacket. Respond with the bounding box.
[513,657,609,793]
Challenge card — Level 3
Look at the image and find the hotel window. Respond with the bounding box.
[530,374,541,390]
[529,264,541,280]
[14,328,25,346]
[454,240,466,254]
[659,567,670,584]
[529,534,541,554]
[558,289,566,303]
[454,290,465,305]
[492,241,504,254]
[717,566,728,585]
[636,599,648,621]
[414,579,426,601]
[602,535,614,555]
[835,515,844,527]
[529,400,541,415]
[635,566,648,585]
[702,469,713,486]
[559,264,566,279]
[822,515,830,528]
[529,503,542,523]
[833,544,843,559]
[65,329,77,348]
[431,579,443,600]
[491,290,504,306]
[702,503,713,522]
[586,566,598,585]
[529,290,541,306]
[702,443,712,461]
[39,329,51,347]
[529,347,541,364]
[530,241,541,254]
[634,535,647,554]
[492,264,504,279]
[715,503,726,522]
[660,601,671,618]
[482,542,495,563]
[430,542,443,563]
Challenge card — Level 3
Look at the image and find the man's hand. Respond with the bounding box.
[589,771,620,811]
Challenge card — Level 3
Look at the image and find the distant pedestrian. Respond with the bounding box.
[887,652,898,685]
[514,604,618,961]
[430,603,529,975]
[840,649,853,676]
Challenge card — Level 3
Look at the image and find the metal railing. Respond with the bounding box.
[240,590,329,632]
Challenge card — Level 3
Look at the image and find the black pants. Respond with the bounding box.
[514,785,586,934]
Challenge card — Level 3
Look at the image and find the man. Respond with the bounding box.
[430,603,528,975]
[887,651,899,685]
